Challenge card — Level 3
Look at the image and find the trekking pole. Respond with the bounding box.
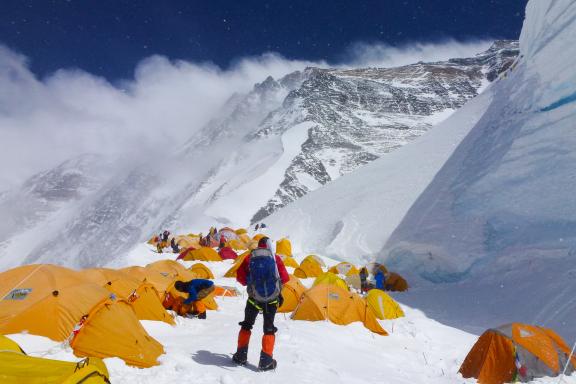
[557,338,576,383]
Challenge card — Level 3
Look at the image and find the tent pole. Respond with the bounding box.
[557,338,576,383]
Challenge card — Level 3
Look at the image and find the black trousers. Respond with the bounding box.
[239,299,278,335]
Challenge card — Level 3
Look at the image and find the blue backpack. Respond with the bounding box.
[248,248,281,303]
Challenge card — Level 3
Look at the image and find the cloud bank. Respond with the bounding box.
[0,39,494,190]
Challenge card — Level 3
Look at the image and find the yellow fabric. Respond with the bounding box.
[0,335,24,354]
[276,238,292,257]
[0,339,110,384]
[174,235,200,249]
[227,239,247,251]
[81,268,174,325]
[302,254,326,267]
[189,263,215,279]
[181,247,222,261]
[253,233,266,242]
[280,255,299,269]
[294,258,324,278]
[119,266,174,299]
[235,228,247,235]
[365,289,405,320]
[291,283,387,336]
[278,275,306,313]
[223,250,250,277]
[71,298,164,368]
[328,262,359,276]
[0,264,111,341]
[146,260,197,280]
[312,272,349,291]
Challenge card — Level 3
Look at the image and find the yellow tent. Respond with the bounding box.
[0,265,164,367]
[140,262,218,312]
[279,254,299,269]
[80,268,174,325]
[189,263,215,279]
[302,254,326,267]
[0,335,110,384]
[0,264,113,341]
[70,297,164,368]
[180,247,222,262]
[223,250,250,278]
[276,238,292,257]
[328,262,359,276]
[226,238,248,251]
[365,289,405,320]
[278,275,306,313]
[174,235,200,249]
[312,272,349,291]
[146,259,197,281]
[235,228,248,235]
[294,257,324,279]
[291,283,388,336]
[120,266,174,299]
[253,233,266,242]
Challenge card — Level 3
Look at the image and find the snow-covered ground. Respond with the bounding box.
[6,248,576,383]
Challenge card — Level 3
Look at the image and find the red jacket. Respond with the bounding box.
[236,253,290,286]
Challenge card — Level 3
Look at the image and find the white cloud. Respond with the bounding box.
[0,39,494,190]
[342,39,493,68]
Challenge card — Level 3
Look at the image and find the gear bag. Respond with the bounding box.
[248,248,281,303]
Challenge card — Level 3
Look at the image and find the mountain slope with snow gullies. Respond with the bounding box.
[0,43,517,269]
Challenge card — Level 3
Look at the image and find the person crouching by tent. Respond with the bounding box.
[174,279,215,319]
[232,236,289,371]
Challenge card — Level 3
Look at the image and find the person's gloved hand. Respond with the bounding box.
[277,294,284,308]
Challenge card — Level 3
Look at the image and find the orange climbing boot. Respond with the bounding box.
[232,329,251,365]
[259,334,277,371]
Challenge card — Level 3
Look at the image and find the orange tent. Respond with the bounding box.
[291,283,387,336]
[80,268,174,325]
[0,264,113,341]
[278,275,305,313]
[0,265,164,367]
[214,286,240,297]
[384,272,409,292]
[459,323,576,384]
[70,297,164,368]
[189,263,215,279]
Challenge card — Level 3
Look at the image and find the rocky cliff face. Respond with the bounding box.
[252,40,519,222]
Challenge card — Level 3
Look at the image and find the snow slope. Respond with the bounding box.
[379,0,576,340]
[6,249,576,383]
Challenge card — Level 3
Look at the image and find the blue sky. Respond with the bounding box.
[1,0,526,80]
